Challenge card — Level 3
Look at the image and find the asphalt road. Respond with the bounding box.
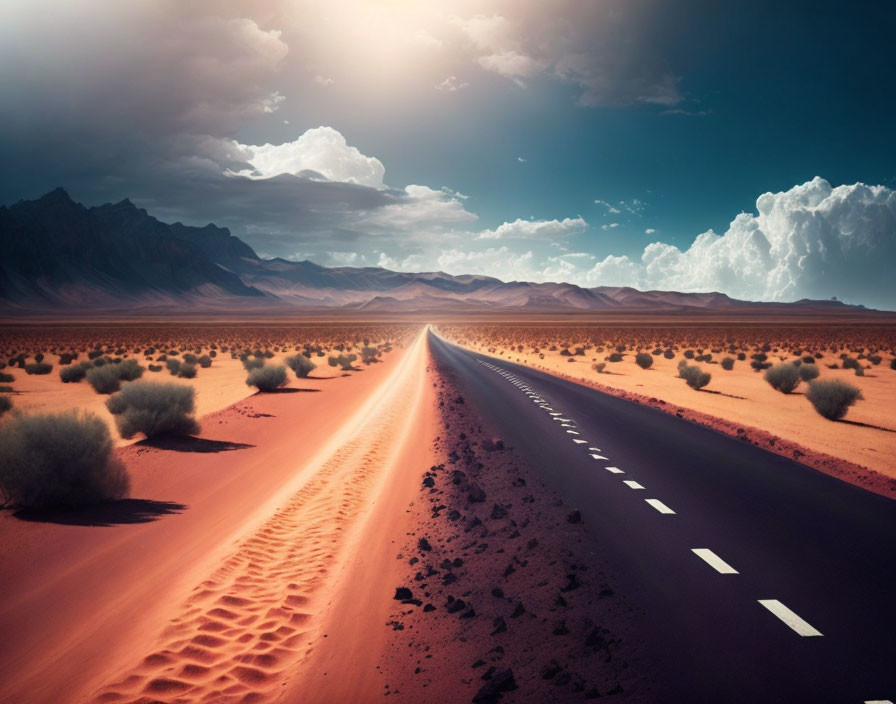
[428,330,896,704]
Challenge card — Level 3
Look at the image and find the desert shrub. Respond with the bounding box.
[165,358,181,375]
[560,348,572,356]
[0,371,15,383]
[683,349,695,359]
[798,364,820,382]
[59,353,77,365]
[106,381,199,439]
[635,352,653,369]
[801,356,815,364]
[806,379,863,420]
[86,364,123,394]
[891,358,896,370]
[737,352,747,361]
[764,363,800,394]
[663,350,675,359]
[246,364,287,391]
[148,364,163,372]
[242,356,265,371]
[607,352,623,363]
[25,362,53,375]
[117,359,144,382]
[59,363,88,383]
[592,362,606,373]
[198,355,212,368]
[34,353,44,363]
[182,353,198,365]
[0,395,11,417]
[285,354,316,378]
[679,362,711,390]
[721,357,735,370]
[854,366,865,377]
[360,346,379,364]
[841,356,860,370]
[869,355,882,365]
[0,386,12,393]
[0,410,129,508]
[329,354,358,371]
[178,362,197,379]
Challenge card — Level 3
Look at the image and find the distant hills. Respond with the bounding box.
[0,189,873,315]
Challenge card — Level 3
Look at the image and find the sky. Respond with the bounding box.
[1,0,895,308]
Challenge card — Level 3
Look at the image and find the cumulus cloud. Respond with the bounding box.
[583,178,896,308]
[232,127,386,187]
[477,217,587,240]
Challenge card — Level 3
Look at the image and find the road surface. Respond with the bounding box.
[429,330,896,704]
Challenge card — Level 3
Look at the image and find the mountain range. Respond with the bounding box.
[0,188,871,315]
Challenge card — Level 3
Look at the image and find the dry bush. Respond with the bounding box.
[678,361,711,390]
[246,364,288,391]
[0,410,130,508]
[106,381,199,439]
[798,364,820,382]
[634,352,653,369]
[806,380,863,420]
[764,364,801,394]
[60,363,89,383]
[285,354,316,378]
[86,364,124,394]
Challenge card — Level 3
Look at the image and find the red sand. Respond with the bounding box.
[0,334,421,703]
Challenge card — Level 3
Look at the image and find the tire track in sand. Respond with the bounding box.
[92,330,428,704]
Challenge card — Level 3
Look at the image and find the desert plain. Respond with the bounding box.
[0,314,894,703]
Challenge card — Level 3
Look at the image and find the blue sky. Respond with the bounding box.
[2,1,895,306]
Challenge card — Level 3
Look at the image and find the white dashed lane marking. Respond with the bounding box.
[623,480,645,490]
[606,466,625,474]
[646,498,676,514]
[758,600,823,637]
[572,439,587,445]
[590,454,607,460]
[691,548,738,574]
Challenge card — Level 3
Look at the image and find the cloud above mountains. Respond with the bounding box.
[1,2,894,308]
[581,178,896,307]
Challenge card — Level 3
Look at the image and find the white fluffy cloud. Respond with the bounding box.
[477,217,587,240]
[233,127,385,187]
[582,178,896,307]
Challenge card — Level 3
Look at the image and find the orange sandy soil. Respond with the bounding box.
[436,325,896,492]
[0,324,417,445]
[0,328,433,703]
